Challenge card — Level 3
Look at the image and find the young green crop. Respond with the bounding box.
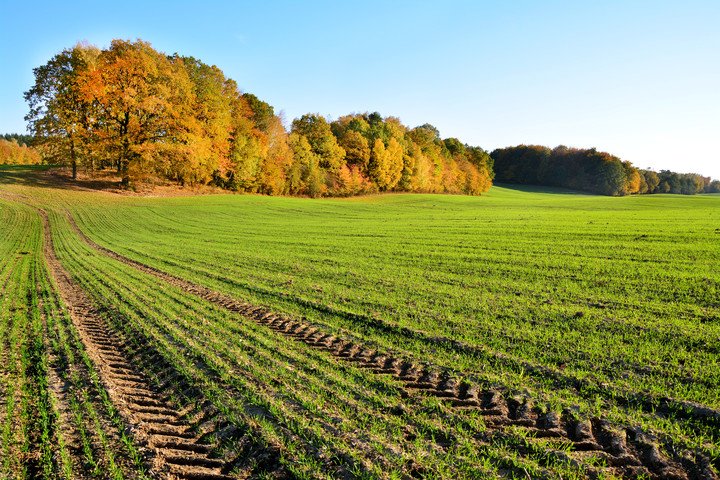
[0,199,53,479]
[47,206,540,478]
[0,194,151,479]
[66,189,719,394]
[63,186,720,454]
[2,165,719,478]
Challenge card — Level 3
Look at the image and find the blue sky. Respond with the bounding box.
[1,0,718,179]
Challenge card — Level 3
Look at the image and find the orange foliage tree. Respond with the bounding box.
[25,42,100,178]
[0,138,42,165]
[26,39,495,196]
[78,40,197,184]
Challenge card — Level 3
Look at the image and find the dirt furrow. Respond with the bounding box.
[66,213,718,479]
[40,209,240,480]
[81,225,720,435]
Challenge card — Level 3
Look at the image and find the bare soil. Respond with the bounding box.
[46,167,229,197]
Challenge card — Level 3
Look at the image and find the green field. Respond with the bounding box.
[1,165,719,479]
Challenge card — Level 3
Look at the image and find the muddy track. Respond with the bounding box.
[40,262,156,480]
[40,209,241,480]
[66,214,719,479]
[39,287,114,479]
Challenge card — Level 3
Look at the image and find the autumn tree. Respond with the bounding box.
[408,123,441,150]
[291,114,345,171]
[25,38,499,197]
[330,114,491,195]
[466,146,494,183]
[173,56,234,185]
[330,115,368,170]
[337,130,370,171]
[209,79,266,191]
[622,161,642,194]
[257,115,294,195]
[368,137,404,190]
[287,133,326,197]
[442,139,493,194]
[590,151,626,196]
[78,39,195,184]
[230,94,294,193]
[24,42,100,178]
[0,138,42,165]
[242,93,275,133]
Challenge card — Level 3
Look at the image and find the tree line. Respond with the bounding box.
[491,145,720,195]
[23,39,493,196]
[20,39,717,197]
[0,134,41,165]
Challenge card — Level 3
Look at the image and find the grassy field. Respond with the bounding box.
[1,165,719,479]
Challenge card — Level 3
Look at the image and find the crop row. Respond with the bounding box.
[0,199,150,479]
[64,204,720,479]
[41,203,614,478]
[2,171,719,478]
[67,193,719,414]
[65,200,720,461]
[0,199,47,478]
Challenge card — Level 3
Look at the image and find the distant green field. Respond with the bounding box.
[71,186,720,407]
[73,186,720,400]
[2,165,719,479]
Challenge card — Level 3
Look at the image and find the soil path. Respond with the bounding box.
[64,213,718,480]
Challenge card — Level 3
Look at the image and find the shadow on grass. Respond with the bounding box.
[0,164,121,192]
[492,182,594,195]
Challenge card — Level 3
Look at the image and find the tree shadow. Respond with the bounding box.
[0,165,121,192]
[492,182,593,195]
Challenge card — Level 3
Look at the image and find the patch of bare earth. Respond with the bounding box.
[45,167,230,197]
[39,287,125,479]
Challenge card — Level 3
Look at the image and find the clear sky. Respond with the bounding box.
[1,0,718,180]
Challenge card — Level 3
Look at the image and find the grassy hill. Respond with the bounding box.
[1,165,719,479]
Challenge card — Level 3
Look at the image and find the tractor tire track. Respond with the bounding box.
[40,208,240,480]
[87,235,720,435]
[66,213,718,480]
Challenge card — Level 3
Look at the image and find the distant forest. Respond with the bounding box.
[491,145,720,195]
[0,134,41,165]
[13,38,719,196]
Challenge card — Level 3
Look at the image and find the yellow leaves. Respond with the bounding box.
[338,130,370,171]
[72,40,208,182]
[0,139,42,165]
[335,165,374,196]
[26,39,494,196]
[369,137,403,190]
[291,114,346,172]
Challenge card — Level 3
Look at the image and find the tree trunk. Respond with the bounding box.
[70,140,78,179]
